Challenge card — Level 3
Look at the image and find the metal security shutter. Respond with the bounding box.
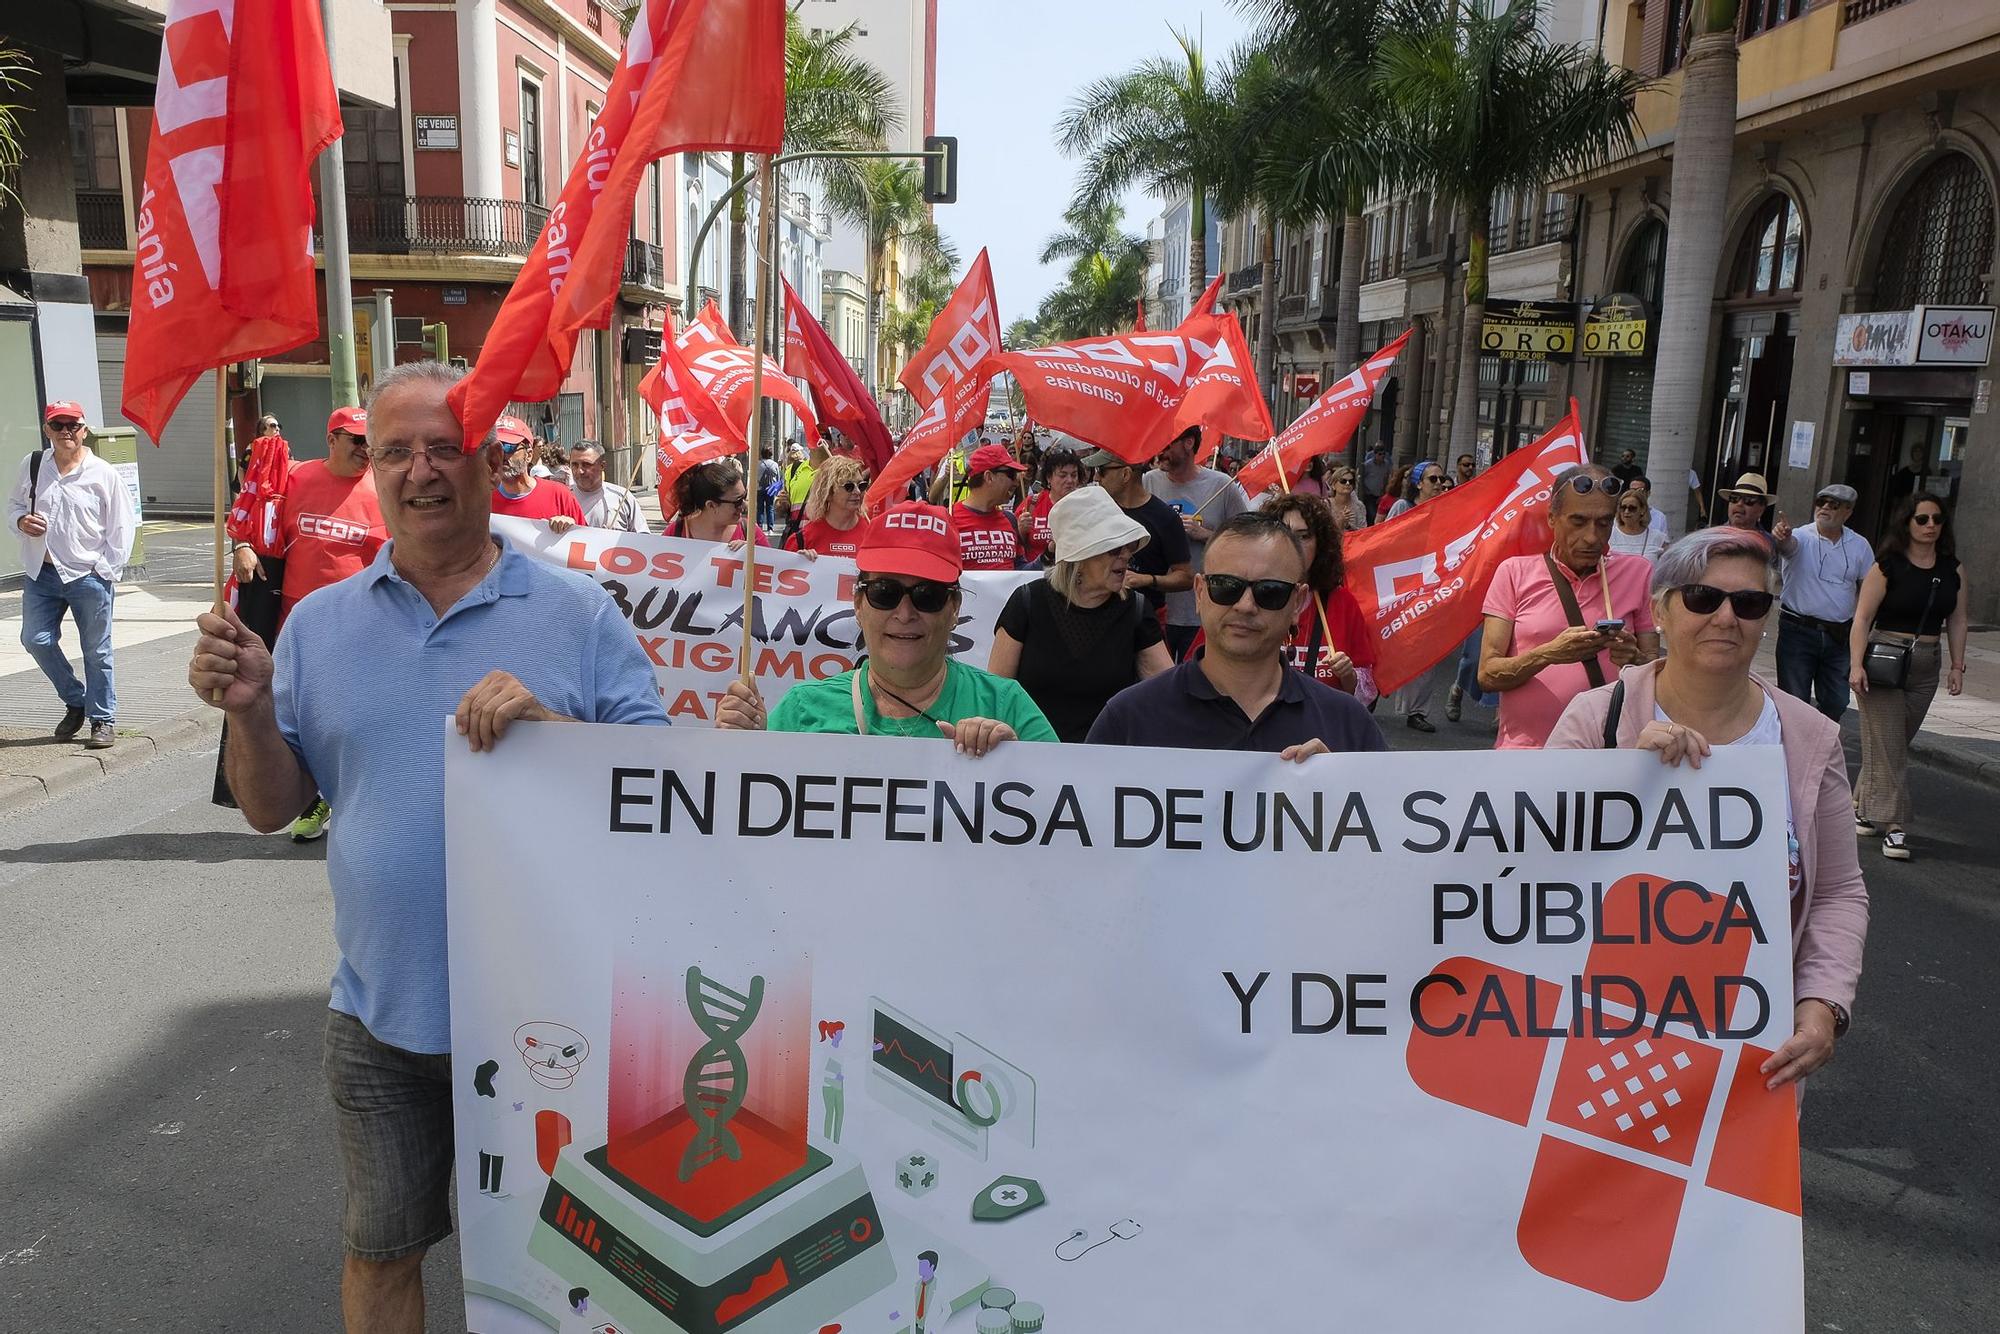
[96,332,217,513]
[1596,358,1655,474]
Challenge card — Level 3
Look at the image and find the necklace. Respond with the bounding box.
[868,662,947,724]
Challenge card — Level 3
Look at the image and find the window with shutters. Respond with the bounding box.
[1873,153,1996,309]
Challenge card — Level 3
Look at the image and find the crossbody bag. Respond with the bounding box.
[1544,552,1606,691]
[1863,573,1941,690]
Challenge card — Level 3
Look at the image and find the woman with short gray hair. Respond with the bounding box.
[1547,526,1869,1089]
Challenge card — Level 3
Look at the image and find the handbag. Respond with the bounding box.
[1544,553,1607,691]
[1863,574,1941,690]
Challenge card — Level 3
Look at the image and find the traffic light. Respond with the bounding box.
[421,322,449,363]
[922,135,958,205]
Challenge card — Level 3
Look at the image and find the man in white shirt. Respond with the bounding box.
[567,441,649,532]
[1145,427,1251,660]
[7,402,137,749]
[1773,483,1873,721]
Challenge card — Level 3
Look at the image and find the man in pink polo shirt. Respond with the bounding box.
[1477,464,1660,749]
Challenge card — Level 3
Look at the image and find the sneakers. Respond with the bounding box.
[85,722,115,750]
[1855,816,1881,837]
[1882,829,1911,861]
[290,799,331,844]
[1445,685,1464,722]
[54,706,86,742]
[1407,712,1436,734]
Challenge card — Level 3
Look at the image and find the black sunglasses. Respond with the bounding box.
[1675,584,1775,619]
[501,442,531,455]
[838,480,867,493]
[857,578,959,614]
[1203,574,1299,611]
[1912,512,1944,527]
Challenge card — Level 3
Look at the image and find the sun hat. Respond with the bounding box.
[1724,472,1773,501]
[1049,485,1150,564]
[856,501,962,582]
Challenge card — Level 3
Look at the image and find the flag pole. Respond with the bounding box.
[210,367,230,701]
[739,154,779,683]
[1273,461,1341,667]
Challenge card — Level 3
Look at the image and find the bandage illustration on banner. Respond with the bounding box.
[1405,873,1801,1303]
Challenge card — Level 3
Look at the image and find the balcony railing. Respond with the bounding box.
[1842,0,1908,19]
[624,238,665,290]
[76,189,125,249]
[1226,261,1265,295]
[1278,294,1309,320]
[327,195,552,256]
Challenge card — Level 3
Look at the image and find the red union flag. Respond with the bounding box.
[639,321,747,499]
[1341,403,1587,693]
[1234,330,1410,493]
[122,0,341,441]
[994,311,1272,463]
[1182,273,1224,323]
[860,384,990,517]
[783,278,894,476]
[898,249,1001,409]
[448,0,784,447]
[678,300,818,443]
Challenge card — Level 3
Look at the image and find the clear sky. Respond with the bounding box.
[933,0,1253,328]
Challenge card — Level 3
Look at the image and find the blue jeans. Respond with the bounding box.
[1776,613,1850,722]
[21,564,117,722]
[1453,628,1495,707]
[758,486,778,529]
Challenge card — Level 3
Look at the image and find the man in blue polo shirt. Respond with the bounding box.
[1088,512,1386,758]
[187,361,665,1333]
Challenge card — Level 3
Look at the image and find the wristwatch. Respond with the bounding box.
[1806,997,1849,1038]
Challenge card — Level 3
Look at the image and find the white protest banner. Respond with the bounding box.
[446,727,1803,1332]
[494,517,1035,724]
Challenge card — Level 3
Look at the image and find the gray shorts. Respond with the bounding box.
[322,1008,455,1260]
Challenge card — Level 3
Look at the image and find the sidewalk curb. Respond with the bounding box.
[1908,731,2000,790]
[0,707,222,817]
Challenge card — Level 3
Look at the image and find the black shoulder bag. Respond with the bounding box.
[1863,573,1941,690]
[27,447,43,516]
[1543,552,1606,691]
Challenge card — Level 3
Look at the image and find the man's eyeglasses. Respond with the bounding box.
[857,577,959,614]
[500,442,532,456]
[1814,497,1851,510]
[1202,574,1300,611]
[1675,584,1775,619]
[1726,492,1769,506]
[369,443,472,472]
[46,420,83,433]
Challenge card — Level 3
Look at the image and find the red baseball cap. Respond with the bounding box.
[327,405,368,436]
[856,502,962,583]
[43,401,85,423]
[495,415,533,445]
[966,444,1024,476]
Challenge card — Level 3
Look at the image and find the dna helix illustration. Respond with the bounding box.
[677,966,767,1182]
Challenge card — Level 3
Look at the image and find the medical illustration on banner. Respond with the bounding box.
[447,727,1806,1333]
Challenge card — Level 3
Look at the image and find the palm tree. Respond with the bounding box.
[1377,0,1645,459]
[1032,200,1150,340]
[0,46,32,211]
[1056,25,1236,295]
[828,161,954,398]
[1647,1,1737,536]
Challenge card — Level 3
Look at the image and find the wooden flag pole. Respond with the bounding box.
[1273,462,1341,665]
[739,154,780,682]
[210,369,230,701]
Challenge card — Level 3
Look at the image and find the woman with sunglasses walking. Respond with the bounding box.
[988,487,1172,741]
[1847,495,1968,860]
[763,502,1056,752]
[1547,527,1869,1090]
[788,455,869,559]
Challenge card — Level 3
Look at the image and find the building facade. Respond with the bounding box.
[1564,0,2000,612]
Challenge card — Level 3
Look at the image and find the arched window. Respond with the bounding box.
[1873,153,1996,309]
[1618,218,1667,310]
[1727,194,1805,299]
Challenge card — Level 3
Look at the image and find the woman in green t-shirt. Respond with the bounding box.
[740,502,1056,752]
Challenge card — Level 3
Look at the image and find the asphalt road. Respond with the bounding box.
[1,727,1994,1331]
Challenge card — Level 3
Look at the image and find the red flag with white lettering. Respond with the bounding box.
[122,0,341,441]
[861,385,990,517]
[1183,273,1224,323]
[783,278,894,475]
[1235,330,1410,495]
[448,0,784,447]
[640,319,749,501]
[992,311,1273,463]
[864,253,1003,513]
[1341,403,1587,693]
[678,299,819,443]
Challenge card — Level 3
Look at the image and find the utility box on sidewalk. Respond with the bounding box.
[91,427,146,570]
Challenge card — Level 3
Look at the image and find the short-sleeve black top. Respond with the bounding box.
[996,578,1164,743]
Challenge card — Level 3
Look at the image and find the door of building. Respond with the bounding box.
[1702,310,1795,524]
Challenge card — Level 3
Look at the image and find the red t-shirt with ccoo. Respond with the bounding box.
[789,517,864,560]
[279,460,386,608]
[491,479,585,524]
[952,502,1018,570]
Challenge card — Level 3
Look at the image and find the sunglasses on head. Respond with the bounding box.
[1912,511,1944,527]
[1557,473,1628,498]
[857,577,958,614]
[1675,583,1774,619]
[1203,574,1299,611]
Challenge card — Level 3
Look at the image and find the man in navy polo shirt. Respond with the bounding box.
[1088,512,1386,758]
[187,361,666,1332]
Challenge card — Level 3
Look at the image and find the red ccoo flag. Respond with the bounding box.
[679,299,819,444]
[639,316,749,501]
[123,0,341,441]
[1342,403,1588,693]
[1235,330,1410,494]
[1182,273,1224,324]
[783,278,894,476]
[992,310,1273,464]
[449,0,784,447]
[866,253,1003,513]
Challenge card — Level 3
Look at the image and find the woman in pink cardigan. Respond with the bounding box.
[1548,526,1868,1090]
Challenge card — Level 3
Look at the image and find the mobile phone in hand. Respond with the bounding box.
[1595,619,1626,634]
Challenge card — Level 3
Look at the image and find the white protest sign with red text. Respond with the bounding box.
[1343,404,1588,693]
